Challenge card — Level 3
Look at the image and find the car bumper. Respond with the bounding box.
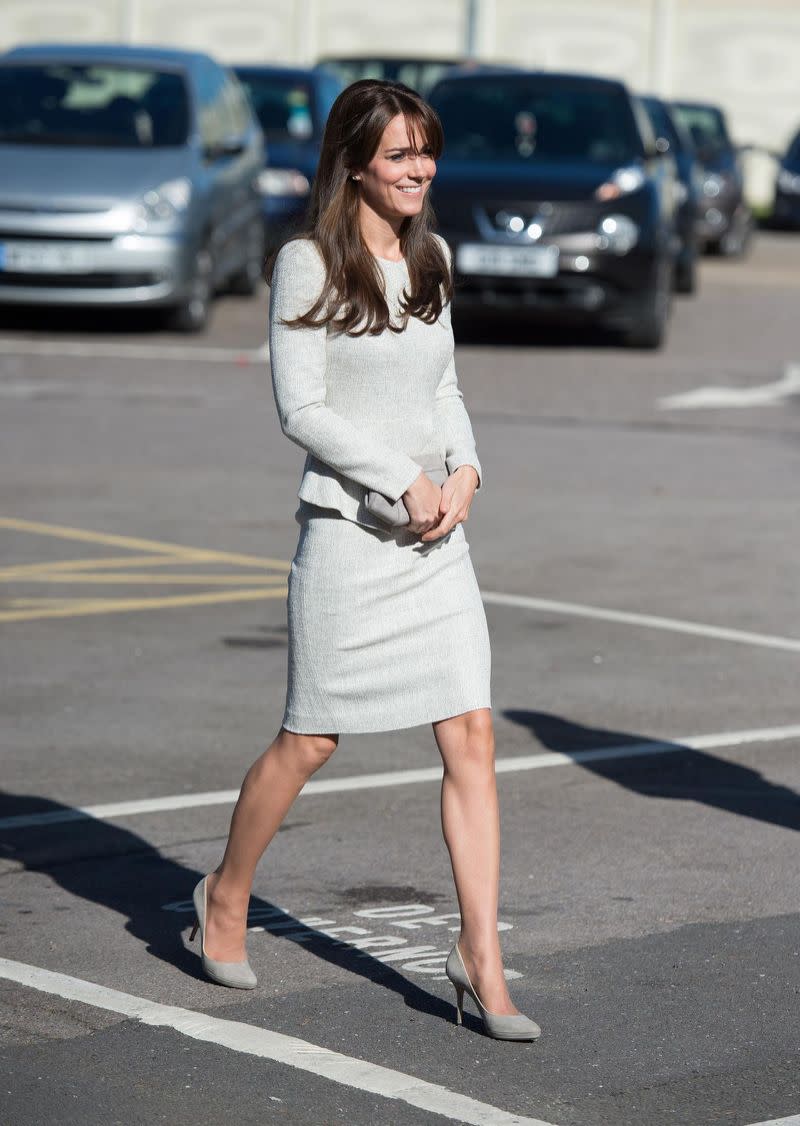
[451,240,663,328]
[772,190,800,228]
[0,231,195,308]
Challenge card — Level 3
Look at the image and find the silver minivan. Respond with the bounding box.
[0,44,265,330]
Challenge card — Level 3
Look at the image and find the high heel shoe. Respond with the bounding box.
[445,942,541,1040]
[189,876,257,990]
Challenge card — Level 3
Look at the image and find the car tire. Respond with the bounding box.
[675,246,698,295]
[227,219,266,297]
[166,240,214,333]
[621,258,672,349]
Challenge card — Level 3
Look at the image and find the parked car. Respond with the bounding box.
[233,64,341,249]
[427,70,679,348]
[638,94,701,293]
[0,44,265,330]
[772,127,800,229]
[314,55,459,97]
[671,100,753,256]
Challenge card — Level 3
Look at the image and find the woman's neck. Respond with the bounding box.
[357,200,404,261]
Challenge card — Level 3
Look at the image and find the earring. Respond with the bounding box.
[351,174,360,181]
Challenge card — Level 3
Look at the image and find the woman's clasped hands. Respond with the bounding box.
[403,465,479,541]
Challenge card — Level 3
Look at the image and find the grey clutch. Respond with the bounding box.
[364,452,449,528]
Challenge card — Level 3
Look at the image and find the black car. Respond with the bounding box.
[314,55,459,97]
[639,94,701,294]
[672,100,753,256]
[427,71,679,348]
[772,128,800,229]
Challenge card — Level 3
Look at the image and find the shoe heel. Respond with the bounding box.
[453,982,465,1026]
[189,918,199,943]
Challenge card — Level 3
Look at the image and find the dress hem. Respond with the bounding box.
[280,701,492,736]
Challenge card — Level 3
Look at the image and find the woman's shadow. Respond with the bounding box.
[0,792,456,1025]
[505,710,800,833]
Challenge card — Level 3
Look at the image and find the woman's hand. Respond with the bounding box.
[419,465,479,542]
[402,470,447,536]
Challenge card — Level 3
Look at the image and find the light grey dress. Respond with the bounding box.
[269,236,491,734]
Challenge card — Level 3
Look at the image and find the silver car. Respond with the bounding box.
[0,44,265,330]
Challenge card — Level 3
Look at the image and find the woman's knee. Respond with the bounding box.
[279,729,339,775]
[436,708,495,771]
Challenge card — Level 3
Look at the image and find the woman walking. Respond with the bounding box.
[189,79,540,1041]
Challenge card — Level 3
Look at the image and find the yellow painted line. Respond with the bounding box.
[6,573,289,585]
[0,517,290,571]
[0,587,288,623]
[0,553,209,579]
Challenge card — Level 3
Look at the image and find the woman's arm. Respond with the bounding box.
[268,239,423,502]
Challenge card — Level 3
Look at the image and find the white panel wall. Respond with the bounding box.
[1,0,798,165]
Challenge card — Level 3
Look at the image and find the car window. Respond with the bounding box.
[235,73,315,140]
[673,104,730,153]
[196,59,230,149]
[641,98,683,152]
[0,62,189,147]
[430,78,644,165]
[785,130,800,167]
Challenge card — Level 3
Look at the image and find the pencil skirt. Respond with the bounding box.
[281,505,492,734]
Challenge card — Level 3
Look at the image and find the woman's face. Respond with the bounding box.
[356,113,436,222]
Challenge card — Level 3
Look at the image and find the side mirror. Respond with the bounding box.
[203,136,246,161]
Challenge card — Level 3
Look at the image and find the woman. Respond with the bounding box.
[189,80,540,1041]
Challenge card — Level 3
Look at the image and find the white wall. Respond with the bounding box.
[2,0,798,194]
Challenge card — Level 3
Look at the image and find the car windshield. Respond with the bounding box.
[0,63,190,147]
[430,78,643,164]
[318,59,454,97]
[235,73,316,140]
[673,104,730,154]
[641,98,685,153]
[785,131,800,168]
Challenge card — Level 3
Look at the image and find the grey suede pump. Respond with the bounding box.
[190,876,257,990]
[445,942,541,1040]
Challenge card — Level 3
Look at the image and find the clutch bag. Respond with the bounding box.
[364,452,448,528]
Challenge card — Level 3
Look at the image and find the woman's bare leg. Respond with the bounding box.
[202,728,339,961]
[433,707,518,1015]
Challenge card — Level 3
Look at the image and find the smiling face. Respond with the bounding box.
[355,113,437,224]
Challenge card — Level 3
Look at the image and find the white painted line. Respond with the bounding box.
[481,591,800,655]
[742,1117,800,1126]
[2,722,798,830]
[658,363,800,410]
[0,958,554,1126]
[0,337,269,365]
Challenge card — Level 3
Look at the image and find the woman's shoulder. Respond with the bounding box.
[272,236,326,283]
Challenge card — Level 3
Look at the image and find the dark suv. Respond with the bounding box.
[672,100,753,257]
[428,71,678,348]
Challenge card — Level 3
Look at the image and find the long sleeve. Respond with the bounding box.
[268,239,423,503]
[434,236,483,490]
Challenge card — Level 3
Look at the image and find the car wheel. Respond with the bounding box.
[675,246,698,295]
[227,219,266,297]
[621,259,672,349]
[166,241,214,333]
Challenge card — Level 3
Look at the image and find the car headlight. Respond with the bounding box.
[595,165,646,201]
[596,214,639,254]
[777,168,800,194]
[131,178,192,231]
[257,168,311,197]
[702,173,727,197]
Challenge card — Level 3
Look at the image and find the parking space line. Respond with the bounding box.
[0,587,287,623]
[481,591,800,655]
[0,958,554,1126]
[743,1118,800,1125]
[0,338,269,365]
[2,721,798,831]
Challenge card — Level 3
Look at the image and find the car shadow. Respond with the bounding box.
[504,709,800,833]
[452,308,620,349]
[0,791,460,1027]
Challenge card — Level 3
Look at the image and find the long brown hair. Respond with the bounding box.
[265,79,452,336]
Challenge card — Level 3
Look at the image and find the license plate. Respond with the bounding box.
[0,242,92,274]
[456,243,559,278]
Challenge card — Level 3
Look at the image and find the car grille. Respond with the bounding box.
[0,271,159,289]
[479,200,607,237]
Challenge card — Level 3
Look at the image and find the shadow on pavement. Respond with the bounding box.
[0,792,459,1027]
[505,709,800,833]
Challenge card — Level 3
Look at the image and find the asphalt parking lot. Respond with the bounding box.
[1,231,799,1126]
